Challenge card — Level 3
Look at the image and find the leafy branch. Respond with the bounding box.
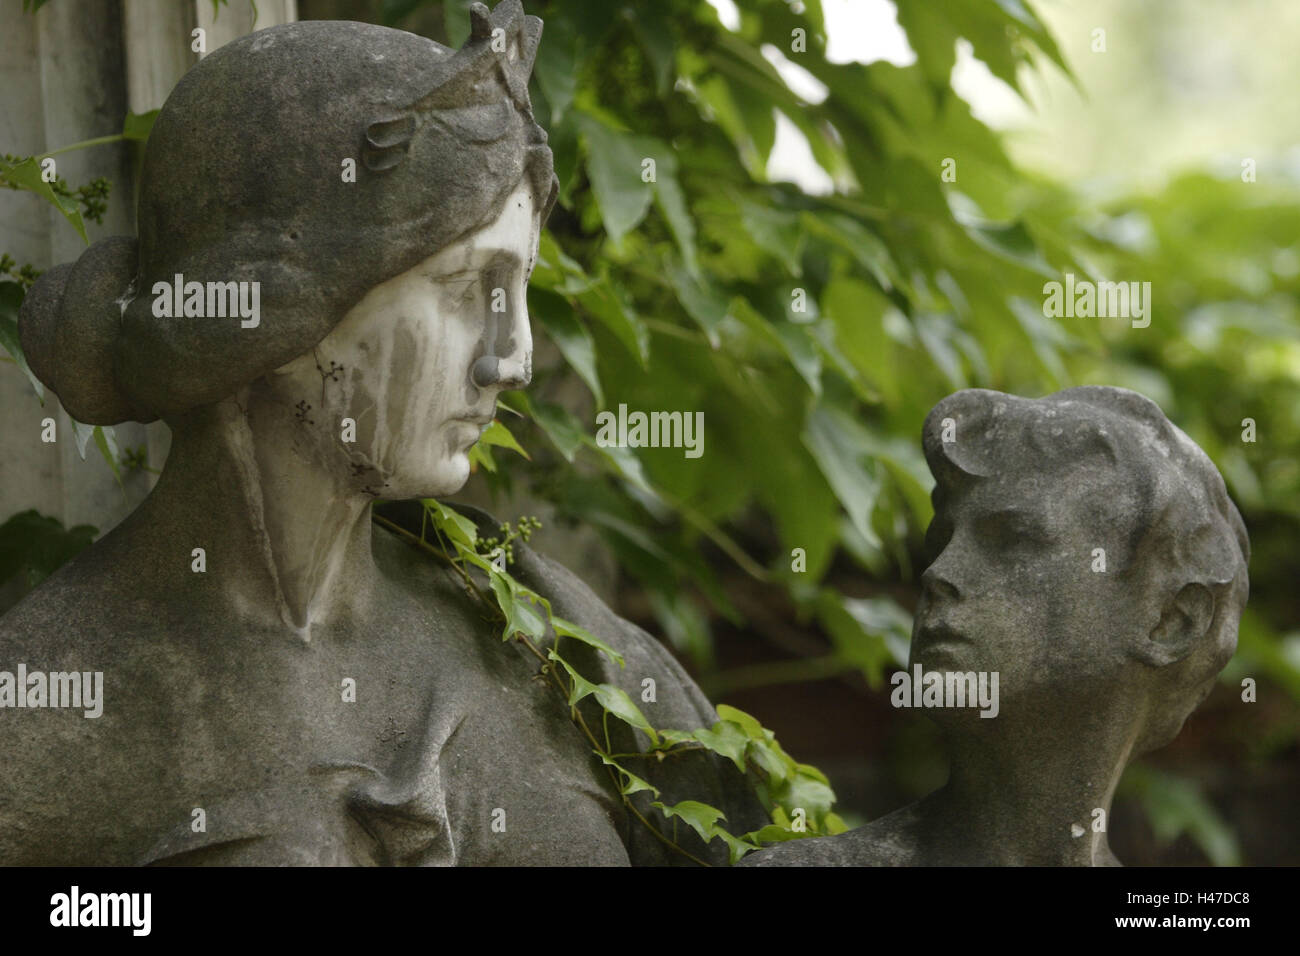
[376,495,845,865]
[0,153,110,226]
[0,112,161,485]
[0,254,41,291]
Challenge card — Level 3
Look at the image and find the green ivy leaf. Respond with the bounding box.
[780,771,837,822]
[735,196,803,275]
[746,823,808,845]
[577,113,656,243]
[593,682,659,746]
[530,399,587,463]
[668,262,728,348]
[716,703,765,738]
[1121,765,1241,867]
[533,16,580,123]
[122,110,159,143]
[531,232,592,295]
[0,157,88,244]
[490,571,546,642]
[548,650,601,708]
[801,405,883,551]
[653,172,698,275]
[477,419,530,461]
[532,289,604,405]
[467,441,496,473]
[630,5,676,96]
[575,276,648,366]
[718,828,761,864]
[0,510,97,589]
[551,615,625,667]
[691,720,750,772]
[657,728,698,748]
[511,592,548,640]
[597,752,660,797]
[92,425,122,489]
[422,498,478,547]
[748,736,794,783]
[0,281,44,400]
[443,0,473,46]
[949,192,1055,277]
[651,799,727,844]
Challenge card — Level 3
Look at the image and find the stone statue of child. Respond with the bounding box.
[745,386,1250,866]
[1,2,765,865]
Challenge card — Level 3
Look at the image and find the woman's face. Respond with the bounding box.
[266,181,540,498]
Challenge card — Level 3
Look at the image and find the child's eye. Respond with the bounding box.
[975,513,1048,548]
[924,519,953,562]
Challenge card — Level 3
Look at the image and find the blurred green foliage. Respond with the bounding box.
[0,510,97,590]
[427,0,1300,709]
[460,0,1297,861]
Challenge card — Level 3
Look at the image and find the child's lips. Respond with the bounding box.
[914,619,968,649]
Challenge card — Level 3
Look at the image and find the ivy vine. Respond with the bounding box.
[373,495,846,865]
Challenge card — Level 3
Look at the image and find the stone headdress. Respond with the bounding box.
[21,0,557,425]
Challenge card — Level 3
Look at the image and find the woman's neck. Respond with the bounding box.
[131,397,380,640]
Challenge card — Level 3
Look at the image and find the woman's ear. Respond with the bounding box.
[1136,582,1215,667]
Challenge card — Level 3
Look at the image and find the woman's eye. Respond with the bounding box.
[440,274,480,308]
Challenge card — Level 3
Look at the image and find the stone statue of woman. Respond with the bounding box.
[1,1,764,865]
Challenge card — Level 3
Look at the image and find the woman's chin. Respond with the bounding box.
[441,454,473,495]
[369,453,471,500]
[430,454,475,498]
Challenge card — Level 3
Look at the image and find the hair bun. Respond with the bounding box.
[18,236,153,425]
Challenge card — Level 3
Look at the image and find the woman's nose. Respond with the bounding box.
[471,282,532,389]
[471,352,531,389]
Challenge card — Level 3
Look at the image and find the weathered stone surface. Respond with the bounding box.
[1,4,764,866]
[743,386,1250,866]
[21,8,558,424]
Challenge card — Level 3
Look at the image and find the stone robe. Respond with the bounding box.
[0,501,764,865]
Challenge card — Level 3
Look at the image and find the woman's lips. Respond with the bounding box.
[449,411,495,427]
[447,414,493,449]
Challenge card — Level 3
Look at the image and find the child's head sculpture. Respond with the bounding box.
[739,385,1251,866]
[916,385,1249,757]
[21,0,558,500]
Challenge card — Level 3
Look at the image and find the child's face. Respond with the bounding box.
[910,462,1143,722]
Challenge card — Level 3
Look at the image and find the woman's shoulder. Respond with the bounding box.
[374,500,720,727]
[1,536,150,659]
